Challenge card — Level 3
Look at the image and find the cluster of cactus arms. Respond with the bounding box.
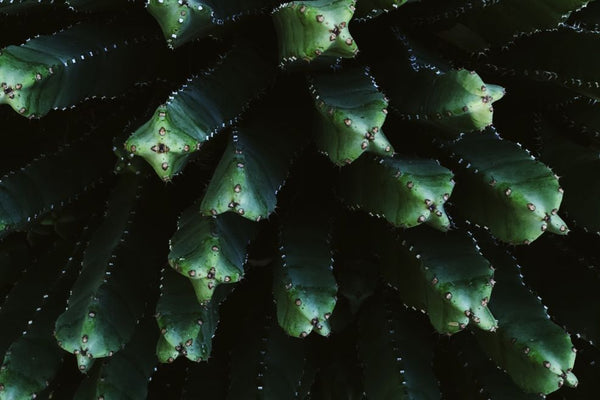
[2,1,600,399]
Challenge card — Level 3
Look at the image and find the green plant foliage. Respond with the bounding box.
[1,0,599,398]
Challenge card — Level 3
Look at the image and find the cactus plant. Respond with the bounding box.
[1,0,599,398]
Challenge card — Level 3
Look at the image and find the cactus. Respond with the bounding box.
[1,0,600,398]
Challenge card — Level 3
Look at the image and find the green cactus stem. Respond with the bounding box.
[0,21,163,118]
[147,0,216,48]
[155,268,229,363]
[54,174,164,372]
[272,0,359,67]
[168,210,258,304]
[125,44,276,180]
[446,130,568,244]
[273,215,337,338]
[381,227,497,335]
[358,293,441,400]
[308,67,394,165]
[73,319,158,400]
[337,155,454,231]
[474,236,578,395]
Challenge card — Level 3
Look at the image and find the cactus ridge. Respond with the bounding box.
[381,227,497,334]
[272,0,359,67]
[0,0,56,15]
[338,155,455,231]
[125,44,277,180]
[308,67,394,165]
[0,21,163,118]
[168,210,258,303]
[354,0,408,20]
[475,235,578,395]
[273,216,337,338]
[447,131,568,244]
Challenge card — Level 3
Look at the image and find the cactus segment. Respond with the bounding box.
[447,131,568,244]
[355,0,408,20]
[0,22,163,118]
[73,319,158,400]
[0,136,111,238]
[481,27,600,100]
[381,227,497,335]
[450,333,541,400]
[338,155,454,231]
[412,0,590,53]
[273,216,337,338]
[358,293,441,400]
[147,0,216,48]
[0,0,55,14]
[272,0,359,66]
[227,319,308,399]
[54,175,162,371]
[200,104,308,220]
[125,45,276,180]
[538,118,600,233]
[156,268,229,363]
[308,67,394,165]
[168,210,258,303]
[389,69,504,134]
[0,228,88,398]
[474,239,577,395]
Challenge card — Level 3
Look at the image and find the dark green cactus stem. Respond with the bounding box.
[355,0,408,20]
[155,268,228,363]
[272,0,358,66]
[147,0,216,49]
[358,293,441,400]
[0,0,56,14]
[337,155,454,231]
[54,174,163,372]
[273,215,337,338]
[480,27,600,100]
[0,135,111,238]
[73,319,158,400]
[446,131,568,244]
[308,67,394,165]
[0,21,163,118]
[200,102,308,220]
[0,232,88,399]
[227,317,309,399]
[449,333,541,400]
[537,115,600,233]
[474,237,578,395]
[125,45,276,180]
[411,0,590,53]
[168,210,258,303]
[389,68,504,134]
[381,227,497,334]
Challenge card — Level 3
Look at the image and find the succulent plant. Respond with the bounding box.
[1,0,599,398]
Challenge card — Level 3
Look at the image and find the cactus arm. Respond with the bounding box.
[272,0,358,67]
[54,174,165,372]
[273,216,337,338]
[125,45,276,180]
[0,136,112,238]
[474,237,577,395]
[308,67,394,165]
[358,293,441,400]
[168,210,258,303]
[446,130,568,244]
[338,155,454,231]
[73,319,158,400]
[381,227,497,334]
[199,102,308,220]
[408,0,589,52]
[155,268,228,363]
[0,22,163,118]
